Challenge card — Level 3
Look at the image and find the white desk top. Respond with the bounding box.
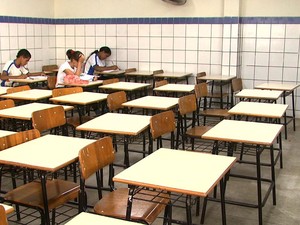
[0,87,10,95]
[235,89,283,100]
[125,71,154,76]
[96,70,125,75]
[65,212,141,225]
[64,80,103,87]
[0,102,73,120]
[114,148,236,197]
[0,203,14,214]
[0,89,52,101]
[153,83,195,93]
[255,82,300,91]
[76,112,151,135]
[202,120,283,146]
[99,82,151,91]
[0,130,16,138]
[154,72,193,78]
[9,76,47,84]
[0,135,95,172]
[122,96,179,110]
[228,101,288,118]
[197,75,236,81]
[50,92,108,105]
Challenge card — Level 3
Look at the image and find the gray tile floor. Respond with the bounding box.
[2,119,300,225]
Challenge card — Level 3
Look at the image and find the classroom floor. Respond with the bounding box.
[2,118,300,225]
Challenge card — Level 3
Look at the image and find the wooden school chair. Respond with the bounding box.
[0,205,8,225]
[153,79,168,96]
[78,136,170,225]
[106,91,127,113]
[42,64,58,76]
[6,85,31,94]
[231,77,244,105]
[149,110,176,152]
[124,68,136,82]
[194,83,231,126]
[0,99,15,130]
[177,94,211,150]
[52,87,93,136]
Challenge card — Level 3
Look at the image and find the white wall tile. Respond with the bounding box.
[9,23,18,36]
[128,49,138,61]
[231,24,239,38]
[117,24,127,36]
[174,37,185,50]
[138,24,150,37]
[26,24,34,36]
[186,24,198,37]
[86,36,96,48]
[139,62,150,70]
[56,36,65,48]
[242,38,256,52]
[34,37,42,48]
[242,24,257,38]
[18,37,27,48]
[211,24,223,38]
[1,50,10,64]
[75,25,85,36]
[285,24,300,38]
[256,52,269,66]
[242,52,255,65]
[116,49,127,61]
[105,36,117,48]
[254,67,268,80]
[18,24,26,36]
[150,50,161,62]
[27,37,34,48]
[139,49,149,62]
[0,23,9,36]
[173,50,185,63]
[285,39,299,53]
[150,24,162,37]
[162,24,173,37]
[161,63,173,71]
[198,38,211,51]
[34,24,42,36]
[149,63,161,71]
[150,37,161,49]
[211,38,222,51]
[127,25,138,37]
[66,37,75,48]
[41,25,49,37]
[198,51,210,64]
[128,37,138,49]
[95,36,106,48]
[268,67,282,81]
[75,36,85,48]
[241,65,255,79]
[223,24,231,38]
[9,37,18,49]
[211,65,222,75]
[270,39,284,52]
[173,63,185,72]
[139,37,150,49]
[271,24,286,38]
[269,53,284,66]
[173,24,186,37]
[95,24,106,36]
[162,50,173,63]
[186,51,198,64]
[256,24,271,38]
[85,25,96,36]
[222,38,230,51]
[0,37,9,49]
[211,52,222,65]
[162,37,173,50]
[185,37,198,50]
[284,53,298,67]
[49,25,56,37]
[283,67,298,81]
[256,38,270,52]
[117,36,127,48]
[198,24,211,37]
[222,52,230,65]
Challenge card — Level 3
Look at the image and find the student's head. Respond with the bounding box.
[66,49,84,67]
[16,49,31,66]
[98,46,111,60]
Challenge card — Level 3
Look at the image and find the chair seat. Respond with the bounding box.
[201,109,230,117]
[4,179,79,210]
[94,188,169,224]
[207,92,229,98]
[67,115,93,127]
[186,126,212,137]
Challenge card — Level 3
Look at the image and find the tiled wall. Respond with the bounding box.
[0,16,300,115]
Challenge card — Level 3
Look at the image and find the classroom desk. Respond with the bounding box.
[153,83,194,96]
[0,135,95,225]
[113,148,236,225]
[154,72,193,84]
[9,76,47,88]
[64,80,103,88]
[99,81,151,98]
[50,92,108,123]
[235,89,283,102]
[0,87,10,95]
[122,96,179,114]
[197,75,236,108]
[0,89,52,102]
[202,119,283,225]
[65,212,142,225]
[124,70,153,83]
[0,102,73,121]
[0,130,16,138]
[95,70,125,79]
[255,82,300,139]
[76,113,151,167]
[0,203,14,214]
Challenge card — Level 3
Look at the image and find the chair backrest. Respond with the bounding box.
[6,85,31,94]
[102,78,119,85]
[79,136,115,180]
[194,83,209,98]
[0,99,15,110]
[178,94,197,115]
[106,91,127,112]
[42,64,58,72]
[32,106,66,133]
[196,72,207,83]
[0,205,8,225]
[47,76,57,90]
[0,129,40,151]
[153,69,164,75]
[125,68,137,73]
[150,110,176,139]
[232,78,243,93]
[155,79,168,88]
[52,87,83,97]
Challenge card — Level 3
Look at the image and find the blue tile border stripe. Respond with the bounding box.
[0,16,300,24]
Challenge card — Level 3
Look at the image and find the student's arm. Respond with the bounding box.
[94,64,119,72]
[0,71,27,80]
[74,54,85,76]
[28,72,46,76]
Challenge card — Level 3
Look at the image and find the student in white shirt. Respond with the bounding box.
[1,49,44,87]
[84,46,118,79]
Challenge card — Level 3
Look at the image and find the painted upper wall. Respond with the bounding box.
[241,0,300,17]
[54,0,224,18]
[0,0,54,18]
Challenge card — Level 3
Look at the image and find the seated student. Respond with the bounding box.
[84,46,119,79]
[0,49,45,87]
[56,49,85,88]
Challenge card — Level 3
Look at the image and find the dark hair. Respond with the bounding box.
[99,46,111,55]
[66,49,83,61]
[16,49,31,59]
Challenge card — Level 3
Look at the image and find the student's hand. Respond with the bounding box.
[111,65,119,70]
[20,74,28,79]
